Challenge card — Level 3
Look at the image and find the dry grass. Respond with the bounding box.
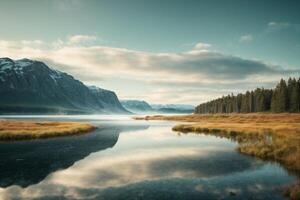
[0,120,96,141]
[135,113,300,199]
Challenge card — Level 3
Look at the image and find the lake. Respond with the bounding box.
[0,115,297,200]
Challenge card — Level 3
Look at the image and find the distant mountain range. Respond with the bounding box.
[151,104,195,111]
[151,104,195,114]
[120,100,195,114]
[121,100,154,113]
[0,58,128,114]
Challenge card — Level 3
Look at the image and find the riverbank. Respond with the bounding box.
[0,120,96,141]
[135,113,300,199]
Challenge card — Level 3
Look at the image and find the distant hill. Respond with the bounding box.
[0,57,129,114]
[120,100,154,113]
[156,107,195,114]
[121,100,195,114]
[151,104,195,113]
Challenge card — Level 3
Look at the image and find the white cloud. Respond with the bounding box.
[0,37,298,104]
[194,42,211,49]
[21,40,45,46]
[268,22,277,27]
[268,21,291,28]
[266,21,295,32]
[239,34,253,43]
[67,35,98,44]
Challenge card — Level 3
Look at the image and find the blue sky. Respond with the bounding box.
[0,0,299,104]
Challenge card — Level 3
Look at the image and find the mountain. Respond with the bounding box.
[121,100,154,113]
[121,99,195,114]
[151,104,195,114]
[155,107,194,113]
[88,86,128,113]
[0,57,128,114]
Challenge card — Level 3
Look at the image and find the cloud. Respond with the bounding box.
[194,42,211,49]
[239,34,253,43]
[67,35,98,44]
[267,21,291,30]
[0,37,298,104]
[266,21,300,33]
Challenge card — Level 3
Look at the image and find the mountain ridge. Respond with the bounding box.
[0,57,129,114]
[120,100,154,113]
[121,99,195,114]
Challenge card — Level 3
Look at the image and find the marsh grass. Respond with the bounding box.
[0,120,96,141]
[136,113,300,199]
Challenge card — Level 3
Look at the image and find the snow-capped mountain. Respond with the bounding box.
[0,57,129,114]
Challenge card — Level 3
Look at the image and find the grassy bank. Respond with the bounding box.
[135,113,300,199]
[0,120,96,141]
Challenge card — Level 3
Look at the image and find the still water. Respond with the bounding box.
[0,115,297,200]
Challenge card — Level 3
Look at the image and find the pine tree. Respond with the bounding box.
[271,87,278,112]
[255,88,265,112]
[264,89,273,111]
[288,78,300,112]
[271,79,288,112]
[278,79,288,112]
[195,78,299,114]
[289,78,300,112]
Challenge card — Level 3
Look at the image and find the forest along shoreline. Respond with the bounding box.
[0,120,96,141]
[134,113,300,199]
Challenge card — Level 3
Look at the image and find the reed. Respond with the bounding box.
[0,120,96,141]
[136,113,300,199]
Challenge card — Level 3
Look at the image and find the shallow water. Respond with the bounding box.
[0,115,296,200]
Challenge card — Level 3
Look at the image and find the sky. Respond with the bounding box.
[0,0,299,105]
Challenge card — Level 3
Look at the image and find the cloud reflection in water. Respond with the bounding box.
[0,125,295,200]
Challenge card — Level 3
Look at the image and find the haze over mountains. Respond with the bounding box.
[121,100,153,113]
[0,58,128,114]
[121,100,195,114]
[151,104,195,113]
[0,57,194,115]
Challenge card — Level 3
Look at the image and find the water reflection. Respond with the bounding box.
[47,148,262,189]
[0,118,296,200]
[0,124,149,188]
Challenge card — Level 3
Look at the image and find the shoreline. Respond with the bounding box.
[0,120,96,141]
[135,113,300,199]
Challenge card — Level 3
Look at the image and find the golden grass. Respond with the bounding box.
[0,120,96,141]
[135,113,300,199]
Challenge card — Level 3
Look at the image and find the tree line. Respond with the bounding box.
[195,77,300,114]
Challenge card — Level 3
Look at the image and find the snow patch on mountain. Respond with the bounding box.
[15,59,34,68]
[0,58,34,75]
[0,57,129,114]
